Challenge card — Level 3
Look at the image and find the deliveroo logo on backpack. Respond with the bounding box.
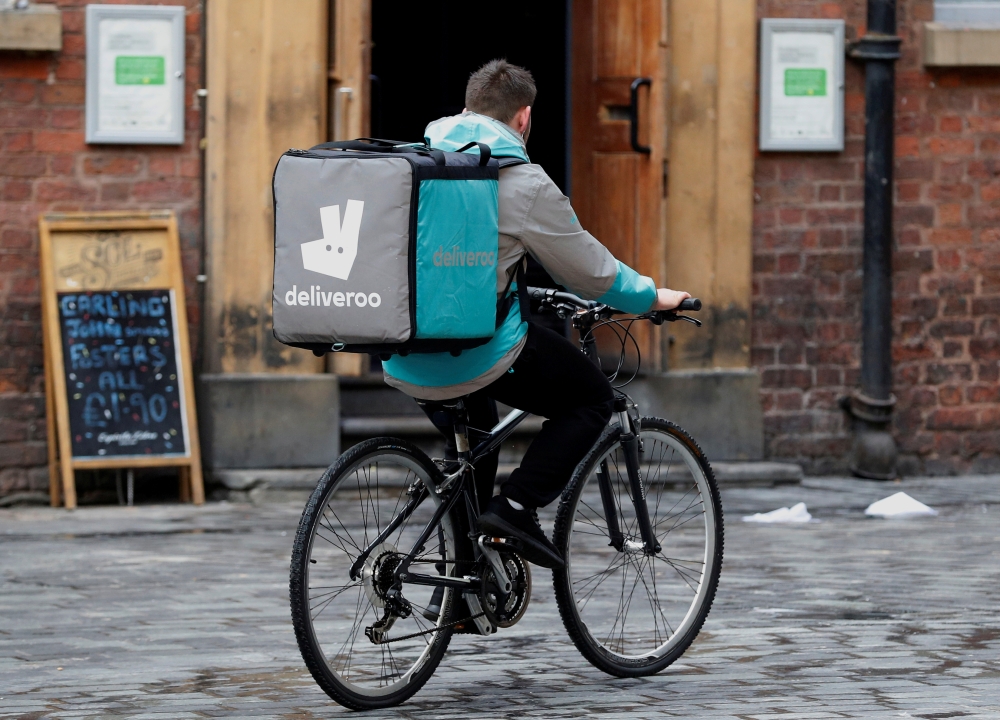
[288,200,381,309]
[300,201,364,280]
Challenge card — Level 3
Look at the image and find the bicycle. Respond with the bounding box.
[289,288,724,710]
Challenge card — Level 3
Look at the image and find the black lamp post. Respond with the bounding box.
[845,0,902,479]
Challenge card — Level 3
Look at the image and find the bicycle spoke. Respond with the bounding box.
[319,505,363,554]
[652,554,702,592]
[575,556,632,613]
[637,555,673,640]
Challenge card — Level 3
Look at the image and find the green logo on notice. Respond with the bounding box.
[115,56,166,85]
[784,68,826,97]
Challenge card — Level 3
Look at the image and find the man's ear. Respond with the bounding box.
[511,106,531,135]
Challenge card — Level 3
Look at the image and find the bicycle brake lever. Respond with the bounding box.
[676,315,702,327]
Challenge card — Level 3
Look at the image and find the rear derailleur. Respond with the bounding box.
[365,593,412,645]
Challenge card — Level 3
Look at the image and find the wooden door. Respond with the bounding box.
[571,0,668,368]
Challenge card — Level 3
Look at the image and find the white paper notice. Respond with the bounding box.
[769,31,836,141]
[97,18,174,134]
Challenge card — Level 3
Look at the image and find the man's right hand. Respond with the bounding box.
[652,288,691,311]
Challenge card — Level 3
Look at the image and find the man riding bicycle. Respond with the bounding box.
[382,59,691,570]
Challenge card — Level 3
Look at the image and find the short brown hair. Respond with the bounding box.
[465,59,537,124]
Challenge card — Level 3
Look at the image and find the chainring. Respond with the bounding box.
[480,551,531,628]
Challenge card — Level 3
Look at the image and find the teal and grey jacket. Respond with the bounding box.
[382,112,657,400]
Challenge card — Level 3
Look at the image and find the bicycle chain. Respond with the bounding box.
[368,612,486,645]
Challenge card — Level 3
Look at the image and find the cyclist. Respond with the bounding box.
[382,59,690,571]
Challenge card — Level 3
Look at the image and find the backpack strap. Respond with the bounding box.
[516,259,530,322]
[497,156,528,169]
[494,257,531,330]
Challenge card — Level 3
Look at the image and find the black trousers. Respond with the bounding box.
[420,323,614,510]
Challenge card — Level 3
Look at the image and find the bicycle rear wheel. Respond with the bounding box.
[552,417,724,676]
[289,438,462,710]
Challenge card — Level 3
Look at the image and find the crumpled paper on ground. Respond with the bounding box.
[742,502,813,523]
[864,491,938,519]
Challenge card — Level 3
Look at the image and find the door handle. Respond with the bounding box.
[629,77,652,154]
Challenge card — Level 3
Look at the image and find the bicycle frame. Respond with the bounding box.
[347,292,697,608]
[344,401,531,616]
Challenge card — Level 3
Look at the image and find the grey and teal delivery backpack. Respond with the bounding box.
[271,138,524,357]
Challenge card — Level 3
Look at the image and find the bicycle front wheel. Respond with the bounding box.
[289,438,462,710]
[553,417,724,676]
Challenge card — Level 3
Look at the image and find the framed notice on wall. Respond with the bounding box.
[85,4,186,145]
[759,19,845,152]
[38,211,204,509]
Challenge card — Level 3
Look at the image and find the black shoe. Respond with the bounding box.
[478,496,564,569]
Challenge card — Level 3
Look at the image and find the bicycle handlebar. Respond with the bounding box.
[525,286,702,315]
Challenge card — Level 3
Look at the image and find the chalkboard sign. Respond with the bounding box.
[39,211,204,508]
[58,290,189,459]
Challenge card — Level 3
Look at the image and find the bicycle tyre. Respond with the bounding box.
[552,418,724,677]
[290,437,469,710]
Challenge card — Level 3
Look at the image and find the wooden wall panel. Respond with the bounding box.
[329,0,370,142]
[713,0,757,367]
[325,0,371,377]
[666,0,756,369]
[205,0,328,374]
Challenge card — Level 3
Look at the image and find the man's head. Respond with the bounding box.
[465,59,536,141]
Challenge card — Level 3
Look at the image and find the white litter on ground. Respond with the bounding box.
[742,502,813,523]
[865,491,938,519]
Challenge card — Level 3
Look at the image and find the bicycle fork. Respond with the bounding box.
[599,396,660,555]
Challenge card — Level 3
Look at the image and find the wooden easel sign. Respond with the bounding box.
[38,211,204,508]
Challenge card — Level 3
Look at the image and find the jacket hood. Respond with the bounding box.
[424,112,530,162]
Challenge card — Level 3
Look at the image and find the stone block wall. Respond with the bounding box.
[0,1,204,497]
[754,0,1000,474]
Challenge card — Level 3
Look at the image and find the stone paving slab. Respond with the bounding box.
[1,476,999,718]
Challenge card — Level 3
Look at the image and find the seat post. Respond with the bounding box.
[451,399,471,461]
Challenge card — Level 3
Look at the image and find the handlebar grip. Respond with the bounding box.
[678,298,702,311]
[525,286,593,310]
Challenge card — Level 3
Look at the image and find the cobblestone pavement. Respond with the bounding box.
[2,475,999,719]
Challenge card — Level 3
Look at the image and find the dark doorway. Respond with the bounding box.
[371,1,569,192]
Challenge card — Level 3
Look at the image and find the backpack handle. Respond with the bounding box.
[455,141,492,166]
[309,138,447,165]
[312,137,410,150]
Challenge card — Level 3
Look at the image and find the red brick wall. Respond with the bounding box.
[0,0,204,498]
[754,0,1000,474]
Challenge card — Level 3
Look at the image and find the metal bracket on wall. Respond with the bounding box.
[847,34,902,61]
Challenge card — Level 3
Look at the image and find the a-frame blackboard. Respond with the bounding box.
[39,211,204,508]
